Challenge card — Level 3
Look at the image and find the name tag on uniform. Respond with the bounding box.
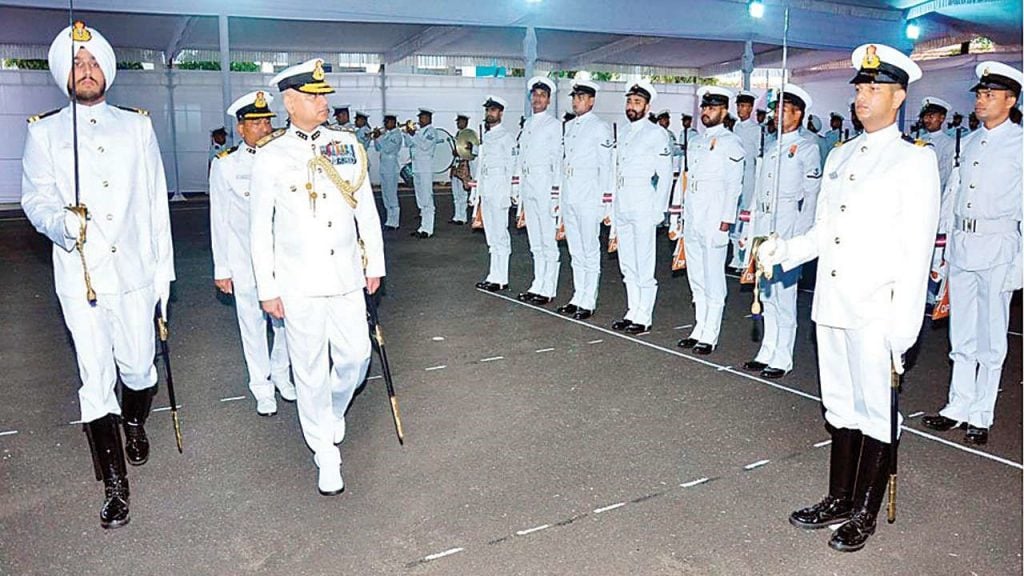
[320,142,357,165]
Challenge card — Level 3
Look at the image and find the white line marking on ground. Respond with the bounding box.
[744,314,754,319]
[593,502,626,514]
[673,324,693,330]
[907,411,924,418]
[425,365,447,371]
[69,419,83,425]
[480,356,504,363]
[813,440,832,448]
[152,405,180,413]
[481,289,1024,471]
[744,459,771,470]
[422,547,464,562]
[516,524,551,536]
[535,347,555,353]
[219,396,245,402]
[367,375,383,380]
[681,477,710,488]
[587,339,603,344]
[432,336,445,341]
[716,365,732,371]
[0,430,18,437]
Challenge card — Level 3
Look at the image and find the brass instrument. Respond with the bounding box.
[370,120,417,139]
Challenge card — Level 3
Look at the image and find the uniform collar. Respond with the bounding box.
[981,117,1016,137]
[74,101,110,121]
[779,128,801,143]
[861,122,900,145]
[291,126,322,141]
[243,143,257,154]
[705,123,729,137]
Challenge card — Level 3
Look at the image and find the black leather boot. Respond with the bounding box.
[121,387,154,466]
[86,415,130,529]
[829,436,892,552]
[790,427,862,529]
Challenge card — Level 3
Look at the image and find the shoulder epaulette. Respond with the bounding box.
[256,128,286,148]
[326,124,357,134]
[902,134,930,147]
[114,105,149,116]
[27,109,60,124]
[216,145,238,159]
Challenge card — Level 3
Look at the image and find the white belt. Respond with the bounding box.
[565,166,599,177]
[522,165,552,176]
[481,166,509,176]
[618,175,653,188]
[955,216,1020,234]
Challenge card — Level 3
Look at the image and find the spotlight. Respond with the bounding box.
[749,0,765,19]
[905,21,921,40]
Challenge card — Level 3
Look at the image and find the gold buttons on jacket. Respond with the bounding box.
[840,205,847,212]
[327,221,332,227]
[97,146,104,153]
[848,174,856,181]
[329,249,335,255]
[106,214,112,221]
[110,246,117,253]
[830,270,837,277]
[834,237,840,244]
[102,181,109,188]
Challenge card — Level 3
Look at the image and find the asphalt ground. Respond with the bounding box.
[0,190,1020,576]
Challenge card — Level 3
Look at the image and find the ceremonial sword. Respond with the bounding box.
[66,0,96,305]
[156,310,184,453]
[365,290,405,445]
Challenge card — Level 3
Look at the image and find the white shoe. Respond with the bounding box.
[274,377,297,402]
[333,417,346,444]
[256,396,277,416]
[314,455,344,495]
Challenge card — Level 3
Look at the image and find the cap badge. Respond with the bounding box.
[982,66,991,77]
[254,91,267,109]
[312,60,325,81]
[861,45,880,70]
[71,21,92,43]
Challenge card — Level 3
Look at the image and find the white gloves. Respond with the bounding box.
[156,282,170,321]
[63,210,82,240]
[886,335,917,375]
[758,234,788,268]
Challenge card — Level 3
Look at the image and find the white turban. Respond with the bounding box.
[47,22,117,98]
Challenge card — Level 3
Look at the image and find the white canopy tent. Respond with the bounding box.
[0,0,1019,203]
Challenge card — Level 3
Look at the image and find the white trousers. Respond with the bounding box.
[451,177,469,223]
[942,261,1013,428]
[683,227,730,345]
[615,211,658,326]
[413,172,435,234]
[233,282,290,400]
[563,201,604,310]
[58,286,158,423]
[817,320,900,443]
[380,164,400,227]
[480,198,511,285]
[523,192,560,298]
[281,291,370,467]
[753,265,800,371]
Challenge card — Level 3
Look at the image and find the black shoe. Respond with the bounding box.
[572,308,593,320]
[529,294,555,306]
[829,510,878,553]
[742,360,767,372]
[676,338,697,349]
[789,495,854,530]
[475,280,491,289]
[964,426,989,445]
[86,415,131,529]
[611,319,631,331]
[517,291,540,302]
[410,231,430,238]
[692,342,714,355]
[624,323,651,334]
[921,414,963,431]
[121,387,154,466]
[449,219,465,225]
[828,436,891,553]
[383,225,399,231]
[557,303,579,315]
[790,428,861,530]
[760,367,787,379]
[483,282,508,292]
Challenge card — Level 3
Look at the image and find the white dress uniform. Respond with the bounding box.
[561,110,615,311]
[614,117,674,327]
[22,102,175,423]
[731,116,760,267]
[682,123,745,347]
[822,127,843,164]
[210,142,291,404]
[941,118,1022,429]
[405,122,439,235]
[745,128,822,372]
[477,121,517,285]
[517,111,563,298]
[679,127,699,167]
[775,123,939,441]
[374,126,404,228]
[250,124,385,474]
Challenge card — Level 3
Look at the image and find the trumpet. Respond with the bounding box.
[371,120,417,139]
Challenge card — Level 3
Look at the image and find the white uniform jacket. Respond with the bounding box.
[249,126,385,301]
[210,144,260,285]
[746,129,822,240]
[560,112,614,208]
[615,119,674,224]
[405,125,438,174]
[515,112,562,199]
[21,103,175,297]
[682,123,745,234]
[780,124,941,342]
[375,128,405,172]
[478,123,517,208]
[947,120,1022,273]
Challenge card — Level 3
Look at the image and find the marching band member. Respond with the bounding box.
[210,90,294,416]
[405,108,440,238]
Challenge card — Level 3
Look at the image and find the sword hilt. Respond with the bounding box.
[66,204,96,305]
